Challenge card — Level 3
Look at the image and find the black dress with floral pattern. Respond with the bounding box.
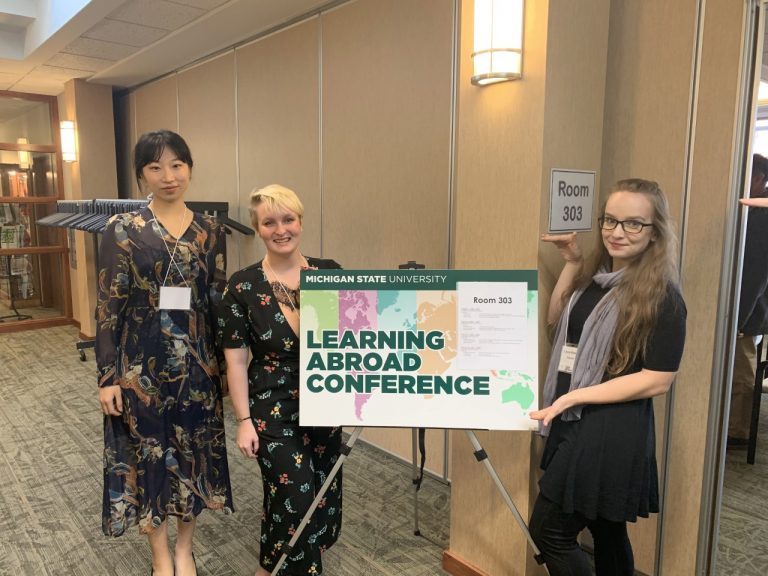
[218,257,342,576]
[96,207,234,536]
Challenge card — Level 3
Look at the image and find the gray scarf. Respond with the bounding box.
[540,267,625,436]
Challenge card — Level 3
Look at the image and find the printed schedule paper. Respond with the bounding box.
[456,281,528,371]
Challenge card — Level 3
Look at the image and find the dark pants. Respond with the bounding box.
[529,495,634,576]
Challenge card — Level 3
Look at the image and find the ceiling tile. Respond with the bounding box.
[165,0,230,9]
[62,37,139,62]
[108,0,206,31]
[46,53,114,73]
[0,72,21,91]
[84,19,168,47]
[8,81,64,96]
[24,65,92,82]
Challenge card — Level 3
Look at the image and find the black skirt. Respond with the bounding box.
[539,374,658,523]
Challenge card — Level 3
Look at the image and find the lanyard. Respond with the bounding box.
[150,208,189,287]
[563,292,576,344]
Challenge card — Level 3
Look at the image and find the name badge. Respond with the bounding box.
[159,286,191,310]
[558,344,577,374]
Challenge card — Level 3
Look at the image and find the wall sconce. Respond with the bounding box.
[60,120,77,162]
[16,137,30,170]
[471,0,525,86]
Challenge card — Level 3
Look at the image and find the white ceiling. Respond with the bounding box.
[0,0,335,96]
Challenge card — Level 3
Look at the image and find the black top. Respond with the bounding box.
[217,257,341,425]
[739,207,768,335]
[540,281,686,523]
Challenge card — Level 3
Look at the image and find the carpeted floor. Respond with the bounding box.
[716,396,768,576]
[0,326,450,576]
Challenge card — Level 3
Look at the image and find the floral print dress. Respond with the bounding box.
[218,258,342,576]
[96,207,234,536]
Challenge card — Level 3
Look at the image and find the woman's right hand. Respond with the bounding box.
[99,385,123,416]
[237,419,259,459]
[541,232,582,264]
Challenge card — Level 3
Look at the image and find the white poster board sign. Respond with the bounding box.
[548,169,596,233]
[300,270,538,431]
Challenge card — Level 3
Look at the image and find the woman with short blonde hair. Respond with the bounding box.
[219,184,342,575]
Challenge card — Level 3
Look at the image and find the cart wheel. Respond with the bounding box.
[79,350,87,361]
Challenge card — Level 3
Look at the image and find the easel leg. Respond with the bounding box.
[464,430,548,571]
[268,427,363,576]
[412,427,421,536]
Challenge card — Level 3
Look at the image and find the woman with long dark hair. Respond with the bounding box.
[530,179,687,575]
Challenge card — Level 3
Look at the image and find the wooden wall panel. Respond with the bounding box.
[235,19,321,270]
[177,53,241,273]
[321,0,453,270]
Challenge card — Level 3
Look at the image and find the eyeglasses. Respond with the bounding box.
[598,216,654,234]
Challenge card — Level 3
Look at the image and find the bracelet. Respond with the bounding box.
[236,415,252,423]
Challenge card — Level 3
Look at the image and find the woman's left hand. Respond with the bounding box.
[740,197,768,207]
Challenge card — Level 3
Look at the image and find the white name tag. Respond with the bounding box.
[159,286,191,310]
[558,344,577,374]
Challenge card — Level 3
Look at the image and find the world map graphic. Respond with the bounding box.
[302,289,536,423]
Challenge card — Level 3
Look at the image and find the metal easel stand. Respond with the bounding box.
[268,427,546,575]
[464,430,547,570]
[269,427,363,576]
[397,260,431,538]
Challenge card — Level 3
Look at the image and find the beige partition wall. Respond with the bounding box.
[321,0,454,471]
[321,0,453,269]
[128,75,180,200]
[177,53,240,271]
[597,0,752,574]
[447,0,613,574]
[135,75,178,138]
[597,1,699,572]
[659,0,748,573]
[235,18,321,269]
[448,1,549,574]
[60,79,118,337]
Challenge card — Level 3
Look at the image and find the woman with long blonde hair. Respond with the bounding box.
[529,179,687,575]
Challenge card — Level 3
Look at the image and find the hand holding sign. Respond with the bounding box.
[541,232,583,264]
[548,169,595,233]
